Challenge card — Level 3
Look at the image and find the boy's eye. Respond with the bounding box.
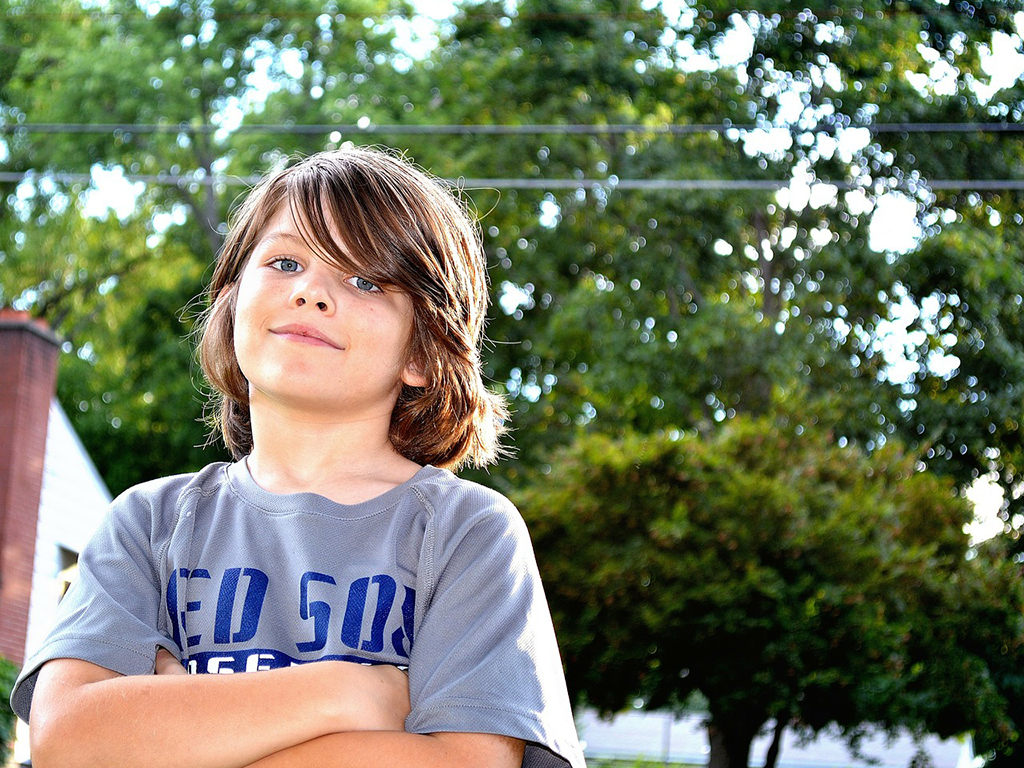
[347,276,381,293]
[272,258,302,273]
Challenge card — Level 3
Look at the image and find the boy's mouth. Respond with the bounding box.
[270,324,342,349]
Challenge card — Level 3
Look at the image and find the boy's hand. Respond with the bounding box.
[335,663,411,732]
[312,662,411,733]
[155,648,187,675]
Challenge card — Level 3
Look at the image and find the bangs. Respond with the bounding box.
[284,159,418,292]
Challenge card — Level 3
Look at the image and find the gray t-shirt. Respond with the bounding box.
[11,460,586,768]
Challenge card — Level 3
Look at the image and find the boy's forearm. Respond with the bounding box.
[244,730,526,768]
[30,659,407,768]
[33,669,325,768]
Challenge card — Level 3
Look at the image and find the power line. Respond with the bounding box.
[462,178,1024,191]
[3,7,998,21]
[1,171,1021,191]
[3,122,1023,136]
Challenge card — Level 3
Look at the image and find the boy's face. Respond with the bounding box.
[232,206,426,420]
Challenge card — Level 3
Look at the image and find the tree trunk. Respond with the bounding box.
[707,720,759,768]
[764,717,788,768]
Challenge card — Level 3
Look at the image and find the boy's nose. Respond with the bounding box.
[295,297,330,312]
[290,273,335,313]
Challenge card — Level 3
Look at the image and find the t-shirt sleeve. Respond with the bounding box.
[405,496,586,768]
[9,484,178,723]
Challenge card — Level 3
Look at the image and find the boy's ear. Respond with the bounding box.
[213,282,241,316]
[401,358,428,389]
[215,282,237,304]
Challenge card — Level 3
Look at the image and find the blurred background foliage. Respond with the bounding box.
[0,654,15,763]
[2,1,1024,766]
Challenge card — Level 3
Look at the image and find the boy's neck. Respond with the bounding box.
[245,394,423,505]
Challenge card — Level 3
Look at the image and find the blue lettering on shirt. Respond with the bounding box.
[214,567,268,644]
[165,567,415,667]
[297,571,336,653]
[167,568,212,648]
[364,575,396,653]
[187,648,391,674]
[391,586,416,659]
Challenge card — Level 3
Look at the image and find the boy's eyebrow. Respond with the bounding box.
[255,230,366,271]
[256,232,307,249]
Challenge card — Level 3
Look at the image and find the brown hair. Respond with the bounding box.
[198,146,508,470]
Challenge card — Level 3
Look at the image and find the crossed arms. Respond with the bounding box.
[29,651,525,768]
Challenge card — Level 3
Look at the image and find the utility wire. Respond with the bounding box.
[1,171,1021,191]
[3,6,1016,21]
[0,7,984,20]
[3,122,1024,135]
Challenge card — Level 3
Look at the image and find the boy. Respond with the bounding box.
[10,147,586,768]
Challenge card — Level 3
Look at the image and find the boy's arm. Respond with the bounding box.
[29,656,410,768]
[154,651,525,768]
[245,731,526,768]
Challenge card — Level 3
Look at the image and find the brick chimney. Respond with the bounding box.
[0,309,60,665]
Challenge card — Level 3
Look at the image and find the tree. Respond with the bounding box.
[0,655,17,763]
[514,414,1024,768]
[393,0,1024,520]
